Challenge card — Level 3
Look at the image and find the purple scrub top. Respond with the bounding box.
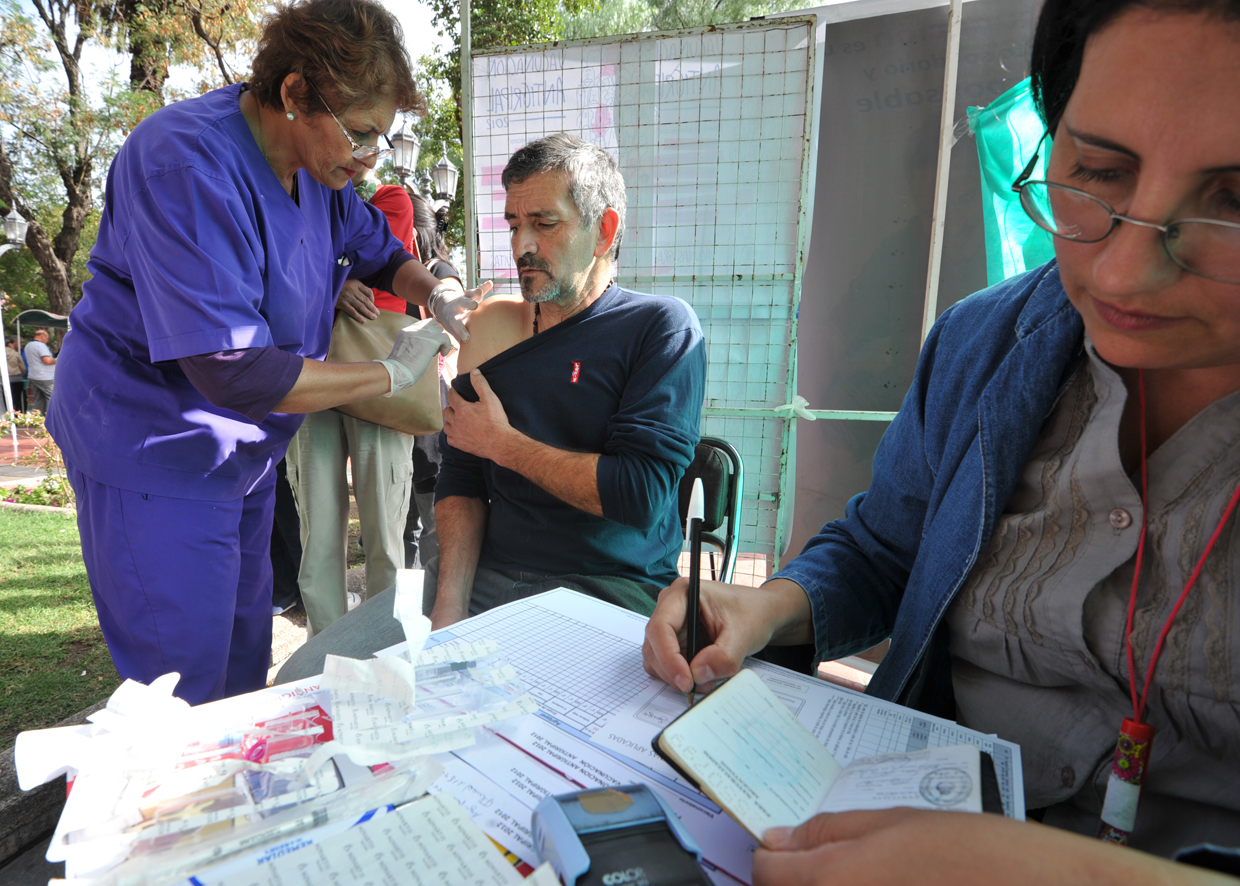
[48,83,405,501]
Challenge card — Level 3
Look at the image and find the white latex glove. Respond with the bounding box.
[374,320,453,396]
[428,280,493,342]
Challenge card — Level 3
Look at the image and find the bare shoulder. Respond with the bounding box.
[457,295,530,374]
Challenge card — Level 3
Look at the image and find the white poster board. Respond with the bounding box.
[471,19,819,576]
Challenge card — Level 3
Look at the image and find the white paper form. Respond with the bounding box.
[596,657,1026,820]
[397,590,1024,820]
[817,744,982,815]
[210,794,522,886]
[411,592,769,884]
[428,755,541,869]
[384,589,653,734]
[452,729,582,808]
[755,659,1023,817]
[371,591,1023,885]
[407,593,709,806]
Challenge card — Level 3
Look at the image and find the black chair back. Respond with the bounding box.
[677,437,743,582]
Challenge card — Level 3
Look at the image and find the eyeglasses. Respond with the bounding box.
[1012,132,1240,285]
[305,80,394,162]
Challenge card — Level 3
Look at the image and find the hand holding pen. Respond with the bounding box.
[685,478,706,706]
[641,576,817,697]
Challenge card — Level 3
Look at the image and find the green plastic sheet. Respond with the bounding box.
[968,77,1056,286]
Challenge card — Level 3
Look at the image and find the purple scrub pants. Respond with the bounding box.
[67,464,275,705]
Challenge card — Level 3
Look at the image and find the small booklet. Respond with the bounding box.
[654,668,998,842]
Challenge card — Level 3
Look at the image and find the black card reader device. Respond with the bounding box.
[532,784,712,886]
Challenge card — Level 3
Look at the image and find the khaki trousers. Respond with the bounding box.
[285,410,413,637]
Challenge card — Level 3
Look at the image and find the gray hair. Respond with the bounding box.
[501,133,627,261]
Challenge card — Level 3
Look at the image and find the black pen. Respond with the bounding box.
[686,478,704,706]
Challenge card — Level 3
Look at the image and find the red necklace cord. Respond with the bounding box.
[1123,370,1150,722]
[1123,369,1240,723]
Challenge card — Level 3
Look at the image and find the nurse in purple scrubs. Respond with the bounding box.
[46,0,485,705]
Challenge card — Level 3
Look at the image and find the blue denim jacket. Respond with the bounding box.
[778,259,1240,862]
[775,261,1085,715]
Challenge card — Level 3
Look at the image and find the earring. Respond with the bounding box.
[286,111,295,121]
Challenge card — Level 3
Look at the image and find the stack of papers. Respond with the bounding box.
[13,570,543,886]
[16,584,1025,886]
[388,590,1026,886]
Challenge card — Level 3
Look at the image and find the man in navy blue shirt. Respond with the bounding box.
[428,133,705,627]
[274,134,704,679]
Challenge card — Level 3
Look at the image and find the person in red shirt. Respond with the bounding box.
[403,191,462,572]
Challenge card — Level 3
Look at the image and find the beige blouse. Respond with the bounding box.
[947,337,1240,856]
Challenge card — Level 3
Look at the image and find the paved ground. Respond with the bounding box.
[0,427,38,463]
[0,428,45,487]
[0,466,46,487]
[269,604,309,682]
[265,564,366,684]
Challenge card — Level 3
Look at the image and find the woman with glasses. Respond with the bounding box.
[646,0,1240,882]
[46,0,488,706]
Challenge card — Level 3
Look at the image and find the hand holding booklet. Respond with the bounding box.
[654,669,996,842]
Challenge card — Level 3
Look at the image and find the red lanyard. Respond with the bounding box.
[1100,369,1240,844]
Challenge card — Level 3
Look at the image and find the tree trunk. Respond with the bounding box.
[123,0,168,95]
[10,0,96,314]
[1,164,93,316]
[30,240,75,317]
[0,138,74,315]
[130,42,168,95]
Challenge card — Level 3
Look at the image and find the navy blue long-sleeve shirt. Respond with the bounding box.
[435,284,705,588]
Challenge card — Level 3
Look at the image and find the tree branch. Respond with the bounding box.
[183,1,233,83]
[0,135,71,314]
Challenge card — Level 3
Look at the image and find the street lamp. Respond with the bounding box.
[0,204,27,438]
[389,117,420,187]
[0,206,28,258]
[429,142,459,210]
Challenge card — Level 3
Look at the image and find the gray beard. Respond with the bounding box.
[520,273,579,308]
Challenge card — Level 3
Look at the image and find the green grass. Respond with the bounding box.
[0,508,120,749]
